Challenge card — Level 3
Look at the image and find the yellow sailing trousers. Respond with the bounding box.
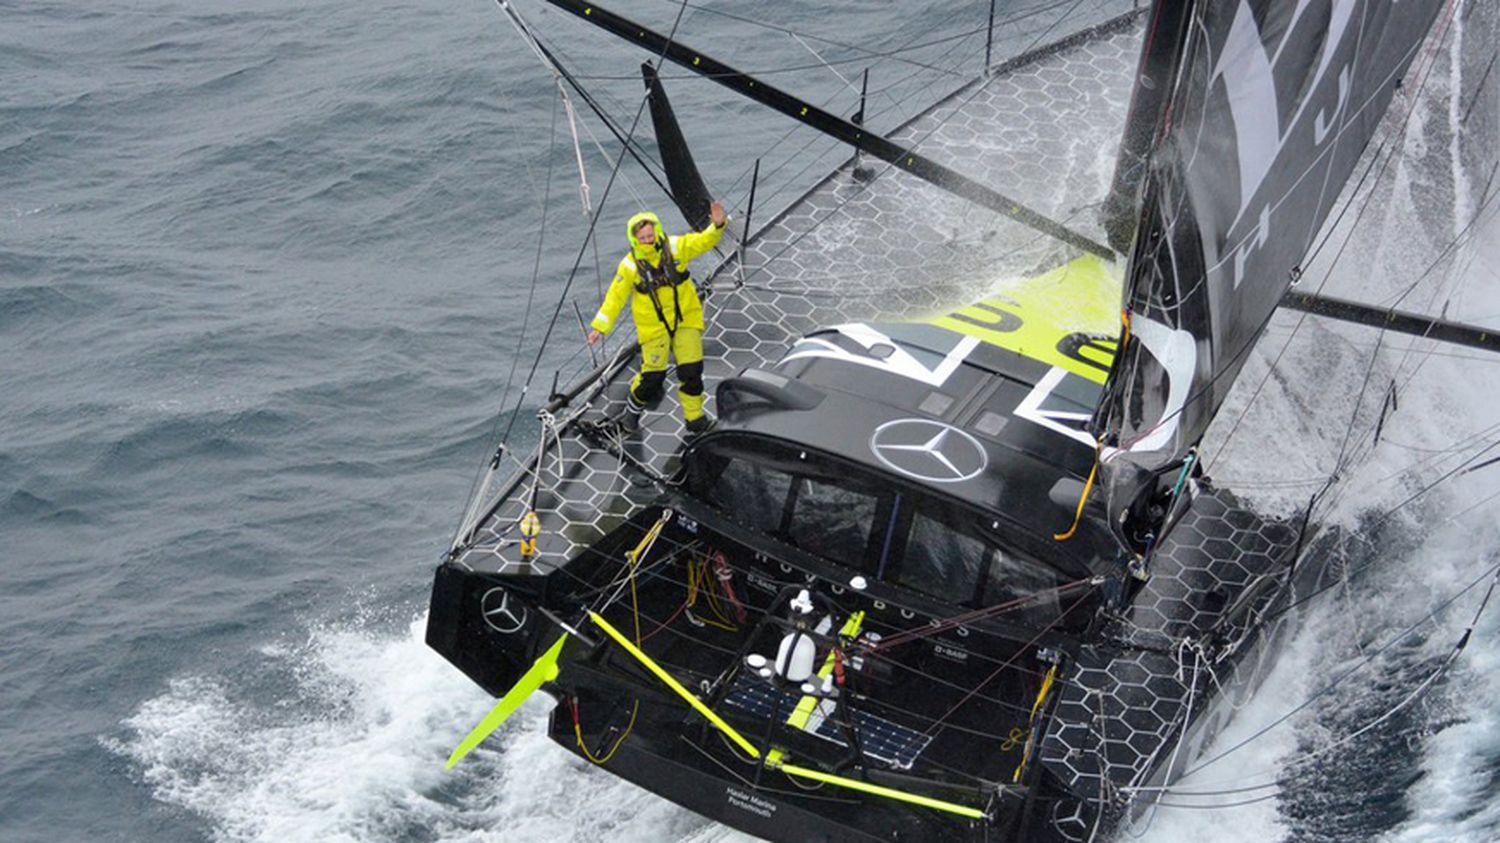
[630,328,706,421]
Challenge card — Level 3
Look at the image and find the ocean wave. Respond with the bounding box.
[105,615,711,843]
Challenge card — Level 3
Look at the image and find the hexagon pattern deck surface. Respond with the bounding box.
[456,13,1144,576]
[1039,487,1298,821]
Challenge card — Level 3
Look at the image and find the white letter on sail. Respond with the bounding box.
[1125,315,1198,453]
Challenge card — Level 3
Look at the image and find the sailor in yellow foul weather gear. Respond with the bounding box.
[587,201,727,433]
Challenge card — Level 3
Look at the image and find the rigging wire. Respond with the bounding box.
[708,0,998,221]
[1222,458,1496,715]
[1316,181,1500,513]
[497,91,564,451]
[506,506,1088,716]
[467,370,1496,813]
[527,35,674,199]
[645,10,1011,355]
[566,3,1013,81]
[729,0,1102,299]
[451,87,564,549]
[579,562,1065,727]
[1126,558,1500,800]
[1380,166,1500,381]
[921,590,1094,736]
[1241,433,1500,637]
[723,6,999,202]
[486,0,695,464]
[481,9,871,384]
[599,0,1119,84]
[441,2,1500,823]
[462,0,1122,537]
[1378,437,1500,521]
[474,0,1482,597]
[1296,3,1463,274]
[468,0,1492,793]
[619,0,1070,226]
[1109,61,1497,786]
[454,0,740,540]
[635,0,985,77]
[525,0,1104,373]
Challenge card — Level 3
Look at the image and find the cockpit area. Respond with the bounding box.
[685,433,1096,632]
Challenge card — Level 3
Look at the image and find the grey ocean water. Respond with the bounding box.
[3,1,1498,841]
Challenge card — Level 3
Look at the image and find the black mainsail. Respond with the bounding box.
[1096,0,1449,493]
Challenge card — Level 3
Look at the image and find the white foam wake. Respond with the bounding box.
[106,616,712,842]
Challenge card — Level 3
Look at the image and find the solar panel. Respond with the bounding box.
[723,676,932,770]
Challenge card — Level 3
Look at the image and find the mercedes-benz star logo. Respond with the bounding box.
[869,419,988,483]
[480,586,529,634]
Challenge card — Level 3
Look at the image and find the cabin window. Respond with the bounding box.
[696,440,1081,625]
[982,550,1069,623]
[702,447,882,571]
[785,477,877,569]
[896,511,988,604]
[893,503,1076,625]
[712,458,792,535]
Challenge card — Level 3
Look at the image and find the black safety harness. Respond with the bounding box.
[631,236,690,338]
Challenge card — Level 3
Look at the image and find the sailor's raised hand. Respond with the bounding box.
[710,200,726,228]
[587,329,602,346]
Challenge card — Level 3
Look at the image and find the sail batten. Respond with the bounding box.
[1097,0,1450,476]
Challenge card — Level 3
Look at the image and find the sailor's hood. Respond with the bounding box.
[627,211,666,263]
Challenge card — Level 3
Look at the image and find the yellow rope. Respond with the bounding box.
[1012,664,1058,783]
[1056,309,1128,542]
[627,513,667,563]
[701,559,728,621]
[588,610,985,819]
[574,700,639,765]
[1028,665,1057,721]
[1054,443,1100,541]
[589,610,762,758]
[625,510,669,642]
[685,555,701,605]
[578,512,659,763]
[685,555,737,631]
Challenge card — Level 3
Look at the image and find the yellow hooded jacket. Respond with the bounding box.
[590,210,724,345]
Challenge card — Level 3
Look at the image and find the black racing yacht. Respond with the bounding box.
[425,1,1492,840]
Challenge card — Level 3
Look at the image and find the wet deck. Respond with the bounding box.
[453,11,1143,575]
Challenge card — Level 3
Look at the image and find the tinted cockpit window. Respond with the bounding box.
[702,444,881,571]
[710,458,792,534]
[897,511,988,604]
[894,503,1076,626]
[982,549,1069,624]
[786,477,877,569]
[697,439,1083,627]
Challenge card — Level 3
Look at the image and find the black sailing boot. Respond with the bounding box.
[684,413,716,435]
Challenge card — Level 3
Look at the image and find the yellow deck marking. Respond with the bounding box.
[928,254,1122,384]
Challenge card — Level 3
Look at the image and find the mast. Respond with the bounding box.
[534,0,1488,354]
[1100,0,1194,254]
